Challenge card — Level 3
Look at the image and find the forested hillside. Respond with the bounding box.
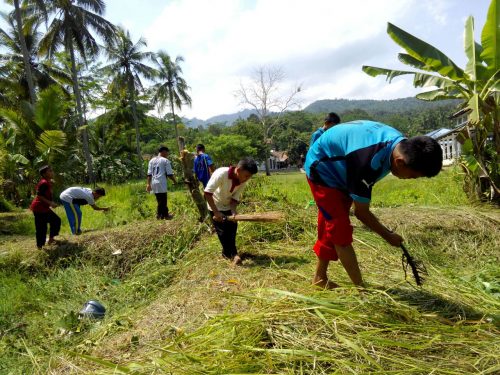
[305,97,460,114]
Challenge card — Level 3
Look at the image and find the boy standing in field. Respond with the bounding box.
[30,165,61,249]
[194,144,215,188]
[59,187,109,235]
[147,146,177,219]
[204,158,258,265]
[305,120,442,289]
[310,112,341,146]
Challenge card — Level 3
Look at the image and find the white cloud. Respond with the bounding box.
[143,0,425,119]
[1,0,489,119]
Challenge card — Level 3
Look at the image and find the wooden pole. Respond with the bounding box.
[178,137,208,221]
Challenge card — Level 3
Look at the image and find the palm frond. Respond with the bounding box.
[35,129,66,155]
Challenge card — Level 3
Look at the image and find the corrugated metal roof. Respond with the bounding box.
[425,128,451,139]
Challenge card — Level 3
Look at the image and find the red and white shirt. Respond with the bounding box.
[204,167,247,211]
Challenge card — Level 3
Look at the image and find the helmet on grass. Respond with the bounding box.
[79,300,106,319]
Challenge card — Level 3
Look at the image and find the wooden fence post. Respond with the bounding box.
[178,137,208,221]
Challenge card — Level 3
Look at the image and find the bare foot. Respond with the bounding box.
[355,282,368,293]
[47,238,57,245]
[312,278,340,290]
[232,255,243,266]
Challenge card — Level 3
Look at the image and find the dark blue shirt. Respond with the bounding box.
[305,120,405,203]
[194,153,214,187]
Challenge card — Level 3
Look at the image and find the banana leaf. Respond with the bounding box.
[480,0,500,73]
[387,22,465,80]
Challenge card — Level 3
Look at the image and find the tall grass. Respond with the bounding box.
[372,166,469,207]
[0,180,186,238]
[0,169,498,374]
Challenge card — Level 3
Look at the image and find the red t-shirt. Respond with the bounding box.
[30,178,52,213]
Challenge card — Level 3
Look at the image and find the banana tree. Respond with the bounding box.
[0,86,67,186]
[362,0,499,202]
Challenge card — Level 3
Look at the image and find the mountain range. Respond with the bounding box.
[182,97,460,127]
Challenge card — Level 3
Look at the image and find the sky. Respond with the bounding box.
[0,0,491,120]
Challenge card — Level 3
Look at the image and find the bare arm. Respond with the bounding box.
[229,199,238,216]
[38,195,57,208]
[146,175,152,192]
[353,201,403,246]
[90,204,109,212]
[168,174,177,184]
[204,193,224,221]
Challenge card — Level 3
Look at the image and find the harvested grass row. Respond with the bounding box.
[0,214,206,277]
[80,205,499,374]
[83,286,500,374]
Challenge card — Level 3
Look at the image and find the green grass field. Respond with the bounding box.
[0,168,498,374]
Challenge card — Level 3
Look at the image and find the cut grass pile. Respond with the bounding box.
[1,168,499,374]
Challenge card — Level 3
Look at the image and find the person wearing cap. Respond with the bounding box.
[310,112,341,146]
[30,165,61,248]
[193,144,215,188]
[59,186,109,235]
[147,146,177,219]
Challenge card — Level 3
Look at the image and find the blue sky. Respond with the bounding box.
[0,0,491,119]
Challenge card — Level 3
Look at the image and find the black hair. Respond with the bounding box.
[93,187,106,197]
[158,146,169,153]
[399,136,443,177]
[324,112,341,125]
[196,144,205,152]
[237,157,258,174]
[39,165,51,176]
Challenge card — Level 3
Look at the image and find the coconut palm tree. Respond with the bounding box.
[38,0,116,183]
[8,0,47,104]
[152,51,192,153]
[101,27,156,175]
[0,11,71,103]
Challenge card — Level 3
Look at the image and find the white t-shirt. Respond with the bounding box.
[59,187,95,205]
[204,167,247,211]
[147,155,174,194]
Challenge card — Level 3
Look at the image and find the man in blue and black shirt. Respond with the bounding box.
[305,120,442,289]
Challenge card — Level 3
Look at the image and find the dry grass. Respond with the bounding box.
[50,206,500,374]
[3,171,499,374]
[0,214,200,276]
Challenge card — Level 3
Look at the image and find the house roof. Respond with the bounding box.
[425,128,452,139]
[426,123,468,140]
[270,150,289,162]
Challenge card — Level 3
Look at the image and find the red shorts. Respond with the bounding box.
[307,179,353,261]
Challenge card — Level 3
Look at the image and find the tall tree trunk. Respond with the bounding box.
[68,38,95,184]
[178,137,208,221]
[264,122,271,176]
[264,153,271,176]
[169,93,182,153]
[129,78,144,177]
[13,0,36,105]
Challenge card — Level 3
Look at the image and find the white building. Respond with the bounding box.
[426,114,468,165]
[259,150,290,171]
